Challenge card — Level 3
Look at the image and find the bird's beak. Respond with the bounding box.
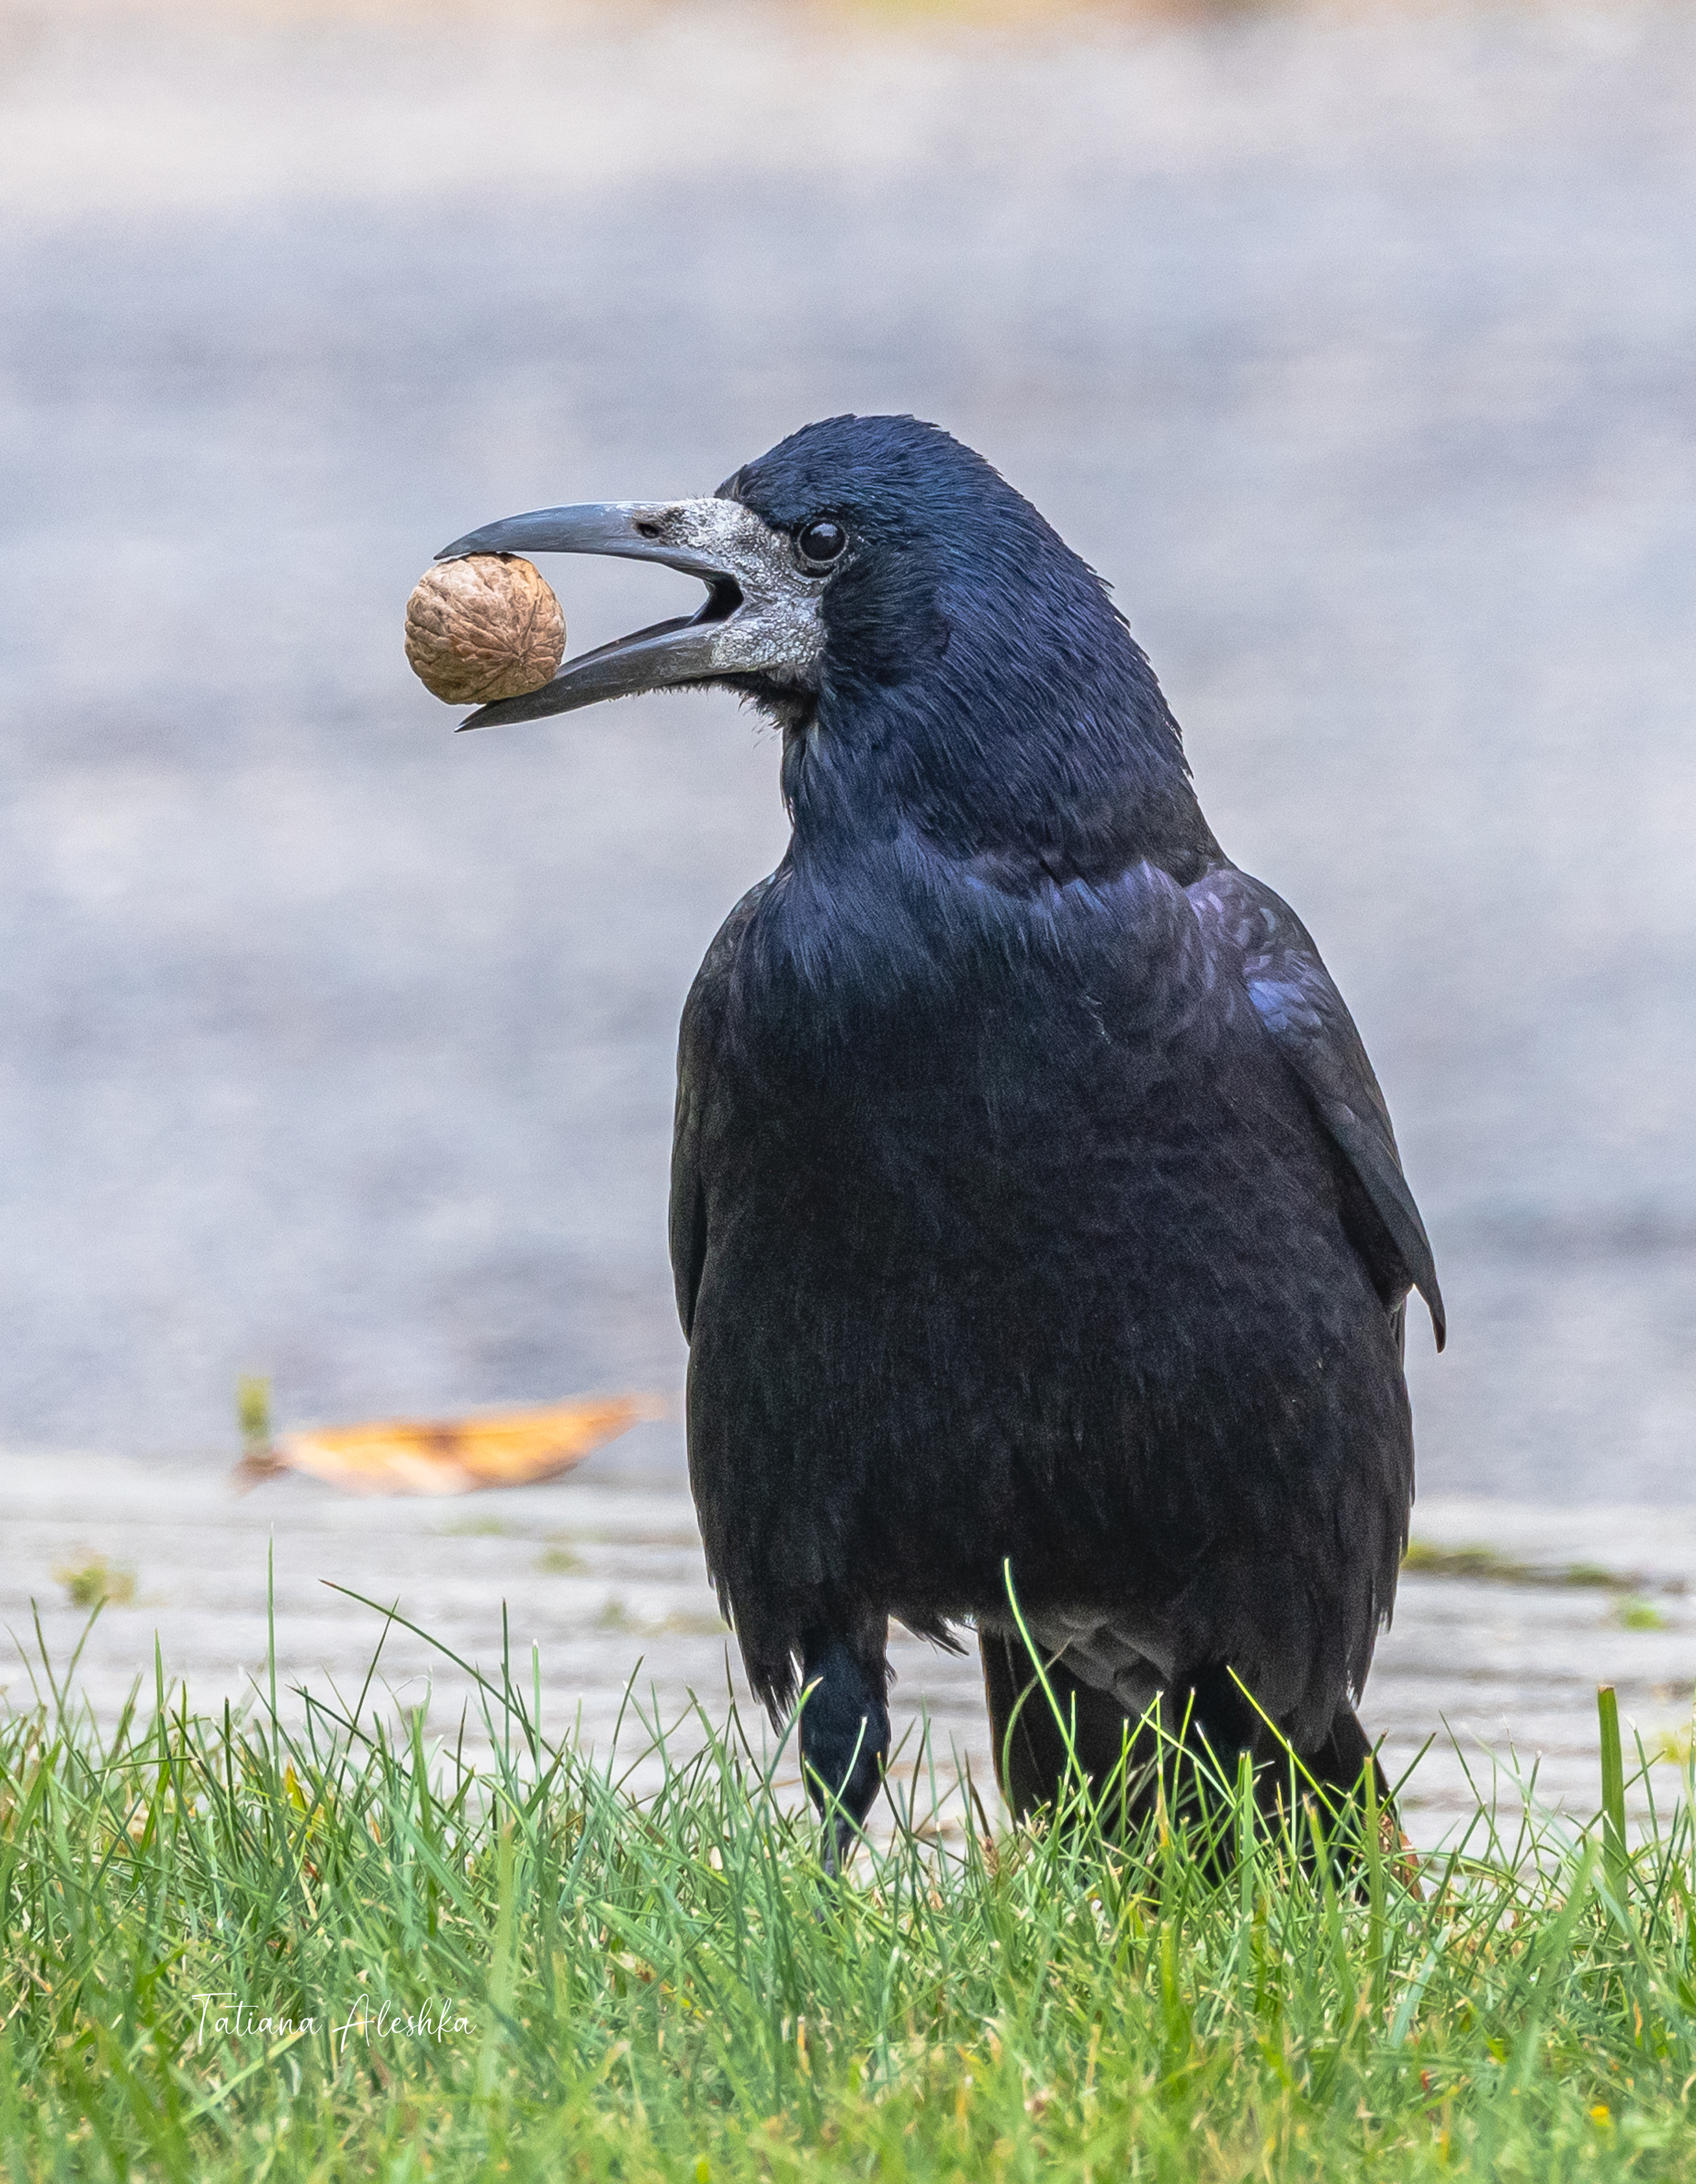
[434,498,822,729]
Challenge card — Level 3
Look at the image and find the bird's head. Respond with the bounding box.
[439,415,1211,885]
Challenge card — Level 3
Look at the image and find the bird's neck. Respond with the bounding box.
[779,641,1220,894]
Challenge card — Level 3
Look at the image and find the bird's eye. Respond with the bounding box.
[797,519,847,568]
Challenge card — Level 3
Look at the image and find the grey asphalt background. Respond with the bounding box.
[1,0,1694,1814]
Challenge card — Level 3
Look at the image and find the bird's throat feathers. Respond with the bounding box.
[764,558,1216,1002]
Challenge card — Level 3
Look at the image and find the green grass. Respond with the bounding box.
[4,1598,1696,2182]
[51,1556,137,1611]
[1401,1541,1684,1596]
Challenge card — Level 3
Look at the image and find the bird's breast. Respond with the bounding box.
[709,865,1232,1274]
[680,853,1410,1724]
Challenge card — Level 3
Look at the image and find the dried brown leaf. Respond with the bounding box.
[233,1394,663,1496]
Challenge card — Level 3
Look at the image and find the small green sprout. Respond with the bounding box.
[54,1557,135,1611]
[236,1375,273,1456]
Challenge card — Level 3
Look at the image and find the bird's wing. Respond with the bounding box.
[1192,866,1446,1350]
[670,877,773,1342]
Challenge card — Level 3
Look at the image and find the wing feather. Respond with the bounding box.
[670,877,773,1342]
[1195,867,1446,1349]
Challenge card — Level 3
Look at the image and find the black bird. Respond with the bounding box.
[439,414,1444,1858]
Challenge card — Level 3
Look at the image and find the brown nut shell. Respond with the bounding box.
[404,553,566,705]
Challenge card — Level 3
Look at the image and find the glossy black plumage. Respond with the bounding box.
[667,416,1443,1849]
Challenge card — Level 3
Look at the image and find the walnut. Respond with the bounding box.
[404,553,565,704]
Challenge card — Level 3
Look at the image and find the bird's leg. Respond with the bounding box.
[980,1633,1153,1827]
[798,1620,890,1872]
[1174,1662,1261,1769]
[1162,1662,1264,1870]
[1294,1704,1407,1888]
[1165,1672,1393,1882]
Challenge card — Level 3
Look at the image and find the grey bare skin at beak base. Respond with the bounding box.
[436,499,826,730]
